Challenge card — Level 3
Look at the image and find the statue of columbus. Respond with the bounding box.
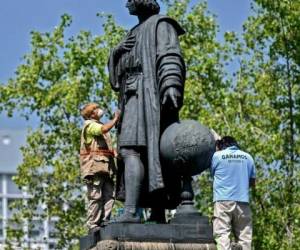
[108,0,186,222]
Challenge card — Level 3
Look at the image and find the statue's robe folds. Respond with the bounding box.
[108,14,186,208]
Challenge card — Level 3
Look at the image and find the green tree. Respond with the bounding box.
[0,13,125,249]
[166,0,300,249]
[240,0,300,248]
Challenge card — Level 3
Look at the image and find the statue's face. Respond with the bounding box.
[126,0,138,15]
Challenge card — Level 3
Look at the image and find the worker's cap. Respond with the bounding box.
[80,103,100,120]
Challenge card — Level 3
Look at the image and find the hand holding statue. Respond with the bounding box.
[113,110,121,125]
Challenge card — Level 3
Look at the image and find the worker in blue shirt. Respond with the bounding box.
[211,136,256,250]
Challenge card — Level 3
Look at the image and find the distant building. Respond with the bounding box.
[0,129,57,249]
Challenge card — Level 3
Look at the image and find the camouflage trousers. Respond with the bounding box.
[213,201,252,250]
[85,174,115,230]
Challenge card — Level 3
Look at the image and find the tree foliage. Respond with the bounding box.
[0,0,299,249]
[240,1,300,248]
[0,13,125,249]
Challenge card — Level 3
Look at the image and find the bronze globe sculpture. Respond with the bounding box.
[160,120,216,224]
[160,120,216,176]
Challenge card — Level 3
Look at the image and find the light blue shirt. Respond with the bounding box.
[211,146,256,203]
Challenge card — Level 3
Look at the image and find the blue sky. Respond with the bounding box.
[0,0,251,129]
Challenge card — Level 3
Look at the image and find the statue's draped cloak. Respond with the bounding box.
[108,14,185,195]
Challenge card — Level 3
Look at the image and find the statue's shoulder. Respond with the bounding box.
[147,14,185,35]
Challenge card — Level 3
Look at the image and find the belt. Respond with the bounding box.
[80,149,114,157]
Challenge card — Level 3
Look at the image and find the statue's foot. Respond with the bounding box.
[111,212,141,223]
[148,207,166,224]
[100,220,110,227]
[88,226,101,234]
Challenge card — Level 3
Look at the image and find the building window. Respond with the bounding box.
[0,219,3,238]
[49,242,58,249]
[6,219,21,233]
[0,174,58,247]
[49,220,59,239]
[0,175,3,194]
[7,175,22,195]
[28,220,44,239]
[0,199,2,216]
[7,198,19,219]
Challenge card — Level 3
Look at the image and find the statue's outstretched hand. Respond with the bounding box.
[115,35,136,56]
[162,87,182,110]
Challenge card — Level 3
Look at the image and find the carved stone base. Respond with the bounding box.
[80,221,214,250]
[91,241,217,250]
[80,223,243,250]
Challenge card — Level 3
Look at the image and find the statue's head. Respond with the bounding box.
[126,0,160,16]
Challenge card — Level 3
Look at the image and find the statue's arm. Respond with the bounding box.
[108,48,120,92]
[156,20,186,109]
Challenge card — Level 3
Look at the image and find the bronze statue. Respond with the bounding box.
[108,0,186,222]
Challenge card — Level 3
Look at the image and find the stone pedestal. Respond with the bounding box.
[80,220,214,250]
[91,241,217,250]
